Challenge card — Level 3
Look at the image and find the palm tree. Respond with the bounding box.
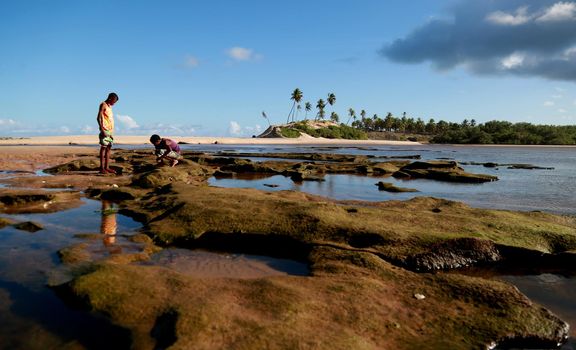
[262,111,271,126]
[330,112,339,123]
[304,102,312,120]
[287,88,303,123]
[360,109,366,120]
[327,93,336,106]
[296,104,302,121]
[347,108,355,125]
[316,99,326,121]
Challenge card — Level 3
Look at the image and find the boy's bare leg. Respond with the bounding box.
[104,146,116,173]
[164,156,179,167]
[99,146,107,173]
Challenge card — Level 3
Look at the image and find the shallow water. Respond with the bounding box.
[201,144,576,215]
[453,267,576,349]
[0,199,140,349]
[141,248,309,279]
[0,197,312,349]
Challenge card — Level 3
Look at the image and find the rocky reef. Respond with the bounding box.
[2,148,575,349]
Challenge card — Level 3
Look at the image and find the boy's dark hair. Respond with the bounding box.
[150,134,161,143]
[107,92,119,101]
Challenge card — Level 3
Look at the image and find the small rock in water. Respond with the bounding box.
[13,221,43,233]
[112,184,119,188]
[414,293,426,300]
[263,184,279,188]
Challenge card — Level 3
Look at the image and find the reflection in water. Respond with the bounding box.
[100,201,117,246]
[449,267,576,349]
[0,199,140,349]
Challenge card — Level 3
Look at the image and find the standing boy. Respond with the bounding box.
[150,134,182,167]
[97,92,119,174]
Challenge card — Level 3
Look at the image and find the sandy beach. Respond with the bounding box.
[0,134,420,146]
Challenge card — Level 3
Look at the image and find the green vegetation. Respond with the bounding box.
[431,120,576,145]
[280,127,301,138]
[351,112,576,145]
[286,121,368,140]
[276,89,575,144]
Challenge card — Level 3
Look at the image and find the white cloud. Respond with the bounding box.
[244,124,262,136]
[501,52,525,69]
[0,118,16,127]
[487,6,531,26]
[558,108,568,113]
[537,2,576,22]
[81,125,94,134]
[226,47,262,61]
[563,47,576,59]
[227,121,262,137]
[544,101,555,106]
[551,94,563,99]
[184,55,200,68]
[117,115,139,129]
[60,126,70,133]
[228,121,242,136]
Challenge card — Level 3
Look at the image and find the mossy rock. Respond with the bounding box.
[58,243,92,265]
[0,192,55,206]
[396,161,498,183]
[0,217,13,229]
[0,189,82,214]
[131,163,214,189]
[376,182,418,193]
[59,246,569,349]
[44,158,100,174]
[123,184,576,266]
[13,221,43,233]
[400,168,498,183]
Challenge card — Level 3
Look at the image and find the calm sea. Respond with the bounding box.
[198,144,576,216]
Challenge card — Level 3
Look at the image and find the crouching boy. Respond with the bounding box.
[150,134,182,167]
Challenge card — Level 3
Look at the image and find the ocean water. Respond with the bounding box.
[200,144,576,215]
[1,143,575,349]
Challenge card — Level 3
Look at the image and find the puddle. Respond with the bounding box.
[497,273,576,349]
[0,198,141,349]
[140,248,310,279]
[448,267,576,349]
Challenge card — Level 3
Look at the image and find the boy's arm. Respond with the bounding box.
[97,103,106,133]
[158,141,173,160]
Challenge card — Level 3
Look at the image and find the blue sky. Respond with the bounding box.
[1,0,575,137]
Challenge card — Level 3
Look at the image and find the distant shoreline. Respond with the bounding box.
[0,135,420,146]
[2,135,576,147]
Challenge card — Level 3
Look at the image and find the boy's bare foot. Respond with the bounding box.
[105,168,117,174]
[170,159,179,167]
[99,169,107,174]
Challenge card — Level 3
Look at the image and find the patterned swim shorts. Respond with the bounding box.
[155,149,182,159]
[99,131,114,146]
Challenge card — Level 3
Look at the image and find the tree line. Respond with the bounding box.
[274,89,576,144]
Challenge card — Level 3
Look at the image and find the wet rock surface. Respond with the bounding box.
[12,221,44,233]
[0,189,82,214]
[395,161,499,183]
[376,181,419,192]
[3,148,574,349]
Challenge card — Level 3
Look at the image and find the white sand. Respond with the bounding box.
[0,135,420,146]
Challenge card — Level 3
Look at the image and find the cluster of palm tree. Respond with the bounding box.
[282,89,448,135]
[350,111,447,135]
[286,89,338,123]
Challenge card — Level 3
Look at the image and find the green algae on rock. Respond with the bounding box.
[375,181,418,193]
[395,161,498,183]
[12,221,43,233]
[120,184,576,267]
[59,246,569,349]
[0,189,82,214]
